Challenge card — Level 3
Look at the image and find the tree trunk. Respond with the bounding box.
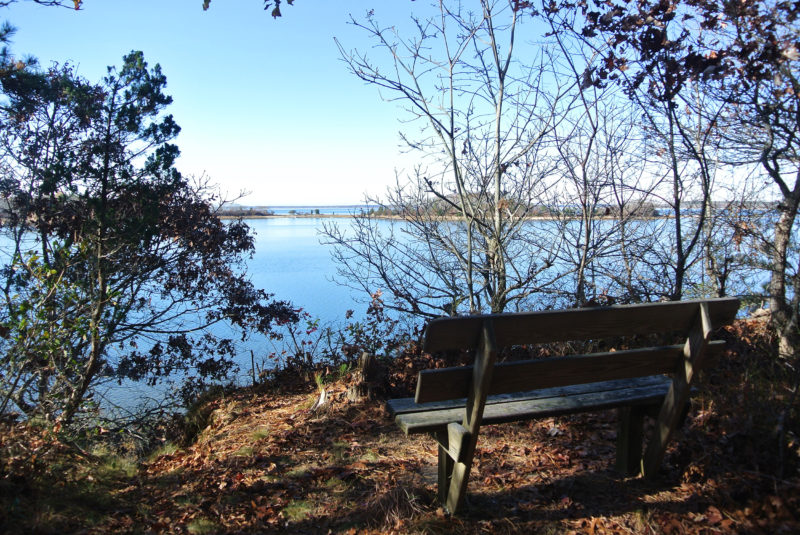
[769,198,800,360]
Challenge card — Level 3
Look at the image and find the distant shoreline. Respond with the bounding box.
[218,213,359,219]
[219,212,671,222]
[216,205,708,221]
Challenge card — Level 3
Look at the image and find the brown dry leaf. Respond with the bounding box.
[9,320,800,535]
[661,517,685,534]
[706,505,723,525]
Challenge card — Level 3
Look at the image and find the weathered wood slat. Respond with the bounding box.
[432,423,471,463]
[416,346,680,403]
[414,340,726,404]
[387,374,671,416]
[395,380,673,435]
[436,429,454,504]
[642,301,712,477]
[462,320,497,435]
[423,297,738,352]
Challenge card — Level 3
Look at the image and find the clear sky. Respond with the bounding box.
[3,0,428,206]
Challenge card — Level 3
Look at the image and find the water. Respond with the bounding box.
[104,216,375,412]
[247,217,366,321]
[2,209,766,415]
[0,211,375,416]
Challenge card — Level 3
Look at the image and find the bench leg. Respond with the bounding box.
[616,405,646,476]
[445,455,473,514]
[436,430,455,505]
[434,427,476,514]
[642,381,691,479]
[642,301,712,479]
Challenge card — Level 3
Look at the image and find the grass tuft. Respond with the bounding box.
[186,517,219,534]
[251,426,270,441]
[283,499,314,522]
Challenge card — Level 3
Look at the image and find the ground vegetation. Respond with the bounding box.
[0,317,797,534]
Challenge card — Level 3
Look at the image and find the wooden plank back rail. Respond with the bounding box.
[385,298,739,514]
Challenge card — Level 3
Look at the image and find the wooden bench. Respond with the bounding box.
[386,298,739,514]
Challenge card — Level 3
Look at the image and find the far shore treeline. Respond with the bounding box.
[216,200,777,220]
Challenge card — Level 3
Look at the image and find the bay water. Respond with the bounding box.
[105,216,369,414]
[3,210,758,415]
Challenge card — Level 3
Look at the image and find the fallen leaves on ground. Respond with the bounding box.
[2,318,798,533]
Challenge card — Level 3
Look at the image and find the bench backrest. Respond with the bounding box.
[415,298,739,404]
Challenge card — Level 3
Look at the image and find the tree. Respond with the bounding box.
[550,0,800,355]
[323,0,576,318]
[544,2,739,304]
[0,1,80,7]
[203,0,292,18]
[540,19,669,306]
[0,52,297,423]
[0,1,298,16]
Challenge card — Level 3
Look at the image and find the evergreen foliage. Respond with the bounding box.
[0,52,298,424]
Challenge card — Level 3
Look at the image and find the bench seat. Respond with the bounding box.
[388,375,671,434]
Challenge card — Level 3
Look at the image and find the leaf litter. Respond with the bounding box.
[1,318,798,534]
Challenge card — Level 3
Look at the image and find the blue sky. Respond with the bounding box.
[3,0,428,205]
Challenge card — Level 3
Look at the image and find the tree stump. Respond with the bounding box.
[347,351,384,401]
